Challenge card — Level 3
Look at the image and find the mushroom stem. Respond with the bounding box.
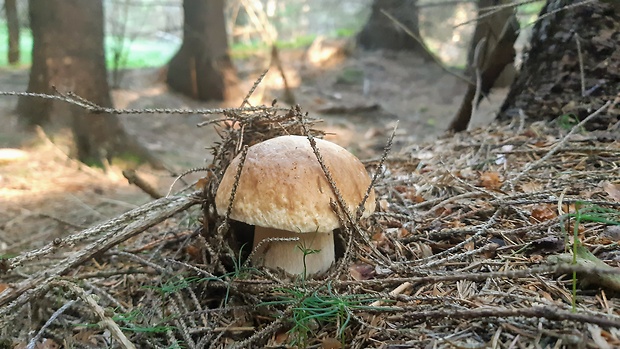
[252,226,335,277]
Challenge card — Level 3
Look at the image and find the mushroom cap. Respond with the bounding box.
[215,135,376,233]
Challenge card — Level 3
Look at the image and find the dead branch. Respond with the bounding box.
[0,192,200,309]
[270,45,295,105]
[0,90,288,115]
[122,169,163,199]
[58,280,136,349]
[383,305,620,329]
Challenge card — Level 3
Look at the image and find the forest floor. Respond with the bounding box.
[3,48,620,348]
[0,48,505,254]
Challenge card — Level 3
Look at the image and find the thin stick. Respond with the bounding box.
[166,167,210,197]
[470,38,486,122]
[27,300,76,349]
[416,210,501,268]
[575,34,586,96]
[0,90,288,115]
[240,68,269,108]
[379,305,620,329]
[370,282,412,307]
[122,169,162,199]
[380,9,472,86]
[358,121,397,218]
[59,280,136,349]
[224,145,249,224]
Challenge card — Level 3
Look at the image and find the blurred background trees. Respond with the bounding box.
[4,0,19,65]
[357,0,427,53]
[0,0,617,168]
[16,0,160,167]
[166,0,239,101]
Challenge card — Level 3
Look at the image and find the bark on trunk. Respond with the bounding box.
[17,0,161,168]
[5,0,20,65]
[167,0,239,101]
[499,0,620,129]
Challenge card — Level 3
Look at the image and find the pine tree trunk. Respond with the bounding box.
[166,0,238,101]
[5,0,20,65]
[466,0,516,87]
[357,0,429,55]
[17,0,161,168]
[499,0,620,129]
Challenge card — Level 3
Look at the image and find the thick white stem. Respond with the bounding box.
[252,226,335,276]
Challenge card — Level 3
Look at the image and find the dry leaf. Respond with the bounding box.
[397,228,410,239]
[530,204,557,222]
[406,193,425,203]
[560,203,578,214]
[14,339,60,349]
[349,263,375,281]
[383,220,402,228]
[479,171,502,190]
[371,231,386,243]
[185,245,202,261]
[603,181,620,202]
[378,199,389,211]
[394,185,408,193]
[464,236,475,251]
[321,337,342,349]
[530,254,544,263]
[563,222,586,237]
[273,330,289,345]
[73,329,100,344]
[527,236,565,255]
[418,243,433,258]
[520,181,543,193]
[434,205,453,217]
[195,177,210,190]
[540,290,554,302]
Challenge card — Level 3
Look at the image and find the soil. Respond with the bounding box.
[0,48,506,254]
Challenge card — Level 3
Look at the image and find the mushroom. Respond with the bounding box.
[215,135,375,276]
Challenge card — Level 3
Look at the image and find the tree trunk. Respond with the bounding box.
[466,0,516,87]
[448,0,519,132]
[357,0,430,55]
[167,0,239,101]
[499,1,620,129]
[17,0,161,168]
[5,0,20,65]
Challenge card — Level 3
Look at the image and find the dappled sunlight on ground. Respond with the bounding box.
[0,136,180,254]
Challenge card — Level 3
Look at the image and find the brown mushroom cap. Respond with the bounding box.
[215,135,376,233]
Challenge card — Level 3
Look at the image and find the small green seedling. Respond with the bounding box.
[261,283,386,347]
[297,242,321,283]
[557,113,583,131]
[559,202,620,311]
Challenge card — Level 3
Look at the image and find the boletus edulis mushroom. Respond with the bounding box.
[215,135,375,277]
